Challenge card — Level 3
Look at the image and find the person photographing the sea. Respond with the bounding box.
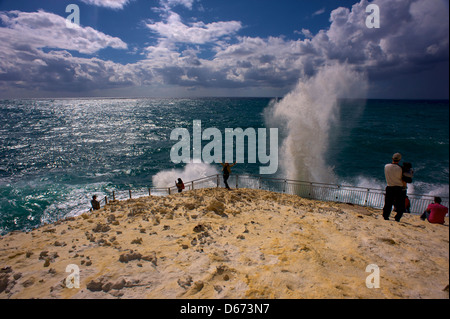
[383,153,406,222]
[220,161,237,190]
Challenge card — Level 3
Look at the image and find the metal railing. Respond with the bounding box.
[106,174,449,215]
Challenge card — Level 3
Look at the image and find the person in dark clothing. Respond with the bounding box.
[420,197,448,225]
[91,195,100,211]
[220,161,236,190]
[383,153,406,222]
[401,162,414,185]
[176,178,185,193]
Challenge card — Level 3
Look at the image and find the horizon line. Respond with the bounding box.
[0,96,449,102]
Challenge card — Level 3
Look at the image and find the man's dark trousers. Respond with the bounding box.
[223,172,230,189]
[383,186,405,221]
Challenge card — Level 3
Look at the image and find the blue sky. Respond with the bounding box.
[0,0,448,99]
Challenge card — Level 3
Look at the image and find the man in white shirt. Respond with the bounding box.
[383,153,406,221]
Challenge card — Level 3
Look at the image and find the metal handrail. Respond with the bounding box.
[104,174,449,215]
[229,174,442,198]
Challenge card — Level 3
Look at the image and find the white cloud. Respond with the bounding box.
[0,10,127,54]
[139,0,448,95]
[146,11,241,44]
[294,28,314,39]
[159,0,196,10]
[0,48,138,95]
[312,8,326,17]
[320,0,449,76]
[0,10,131,94]
[80,0,133,10]
[0,0,448,98]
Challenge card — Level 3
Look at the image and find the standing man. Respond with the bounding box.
[220,161,237,190]
[383,153,406,222]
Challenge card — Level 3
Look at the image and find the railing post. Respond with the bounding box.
[148,188,151,196]
[235,174,239,189]
[216,174,219,188]
[364,189,370,207]
[129,190,132,199]
[105,196,108,205]
[192,181,194,190]
[283,180,287,193]
[113,191,116,201]
[258,176,261,189]
[168,188,171,195]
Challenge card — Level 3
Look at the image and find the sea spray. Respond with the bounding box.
[152,162,219,188]
[264,63,368,183]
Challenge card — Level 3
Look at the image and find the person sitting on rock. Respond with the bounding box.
[420,197,448,225]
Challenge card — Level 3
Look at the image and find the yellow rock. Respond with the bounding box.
[0,188,448,299]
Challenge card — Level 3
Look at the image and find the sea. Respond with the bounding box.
[0,98,449,235]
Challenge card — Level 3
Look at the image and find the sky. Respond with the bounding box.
[0,0,448,99]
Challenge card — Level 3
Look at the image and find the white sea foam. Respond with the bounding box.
[152,162,220,188]
[346,175,449,199]
[40,182,110,225]
[264,63,368,184]
[346,175,386,191]
[408,181,449,198]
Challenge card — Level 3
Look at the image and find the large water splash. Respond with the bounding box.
[264,63,368,183]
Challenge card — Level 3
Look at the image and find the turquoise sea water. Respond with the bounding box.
[0,98,448,234]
